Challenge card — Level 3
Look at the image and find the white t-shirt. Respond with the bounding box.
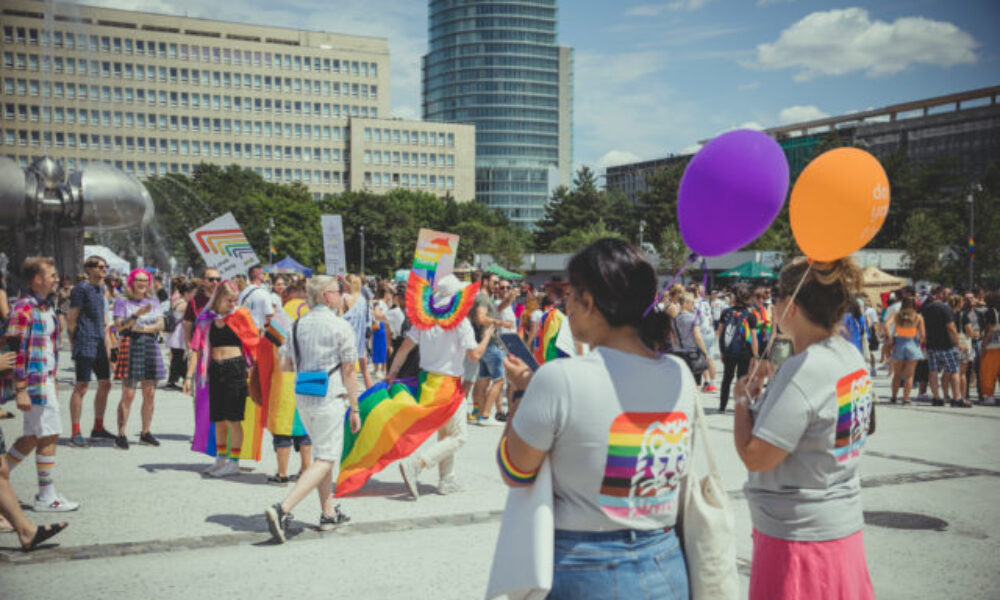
[746,336,873,541]
[883,301,901,335]
[513,348,696,532]
[407,319,477,377]
[237,284,275,329]
[530,309,543,326]
[499,303,517,334]
[386,306,405,338]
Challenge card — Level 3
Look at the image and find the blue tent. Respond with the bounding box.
[267,256,313,277]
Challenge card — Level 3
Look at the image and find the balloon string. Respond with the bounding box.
[746,261,812,391]
[644,254,697,318]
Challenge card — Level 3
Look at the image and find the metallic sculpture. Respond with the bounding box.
[0,156,152,289]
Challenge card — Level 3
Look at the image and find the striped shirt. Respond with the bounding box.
[6,296,59,406]
[282,305,357,400]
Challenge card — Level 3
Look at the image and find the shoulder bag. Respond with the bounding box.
[670,317,709,375]
[678,399,738,600]
[292,318,340,397]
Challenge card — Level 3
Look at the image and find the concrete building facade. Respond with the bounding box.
[422,0,573,226]
[0,0,475,200]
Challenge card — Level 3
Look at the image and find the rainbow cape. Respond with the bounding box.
[405,272,480,331]
[190,307,265,461]
[534,308,569,365]
[336,372,465,497]
[264,300,309,437]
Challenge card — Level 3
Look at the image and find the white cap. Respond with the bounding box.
[432,274,469,305]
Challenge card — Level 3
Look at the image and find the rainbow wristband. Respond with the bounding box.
[497,436,538,484]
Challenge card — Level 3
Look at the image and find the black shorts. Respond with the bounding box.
[868,334,880,352]
[74,341,111,383]
[208,357,248,423]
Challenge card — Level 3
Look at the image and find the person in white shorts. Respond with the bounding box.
[5,257,80,512]
[265,275,361,543]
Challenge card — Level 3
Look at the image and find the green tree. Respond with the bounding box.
[548,220,625,254]
[636,159,689,250]
[900,210,948,282]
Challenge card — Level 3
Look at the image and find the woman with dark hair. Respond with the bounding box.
[885,297,924,404]
[716,284,759,413]
[734,257,875,600]
[498,238,695,599]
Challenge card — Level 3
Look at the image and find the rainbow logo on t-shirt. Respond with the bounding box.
[598,412,690,520]
[833,369,873,463]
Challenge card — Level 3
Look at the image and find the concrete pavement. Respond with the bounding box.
[1,355,998,599]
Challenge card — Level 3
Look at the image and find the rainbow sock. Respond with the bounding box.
[7,447,25,469]
[36,455,55,500]
[228,447,241,463]
[216,442,228,459]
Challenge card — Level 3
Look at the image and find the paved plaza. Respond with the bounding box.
[1,353,999,599]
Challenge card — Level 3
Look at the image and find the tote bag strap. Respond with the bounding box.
[691,398,723,482]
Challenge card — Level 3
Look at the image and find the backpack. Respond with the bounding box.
[720,308,752,358]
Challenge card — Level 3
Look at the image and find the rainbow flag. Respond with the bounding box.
[190,308,265,461]
[336,372,464,497]
[534,308,568,365]
[265,300,309,437]
[969,236,975,259]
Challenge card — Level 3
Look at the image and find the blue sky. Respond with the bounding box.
[87,0,998,173]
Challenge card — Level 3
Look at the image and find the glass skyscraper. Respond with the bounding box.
[423,0,572,226]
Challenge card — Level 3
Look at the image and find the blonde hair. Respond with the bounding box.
[778,257,862,330]
[345,274,362,294]
[210,280,239,314]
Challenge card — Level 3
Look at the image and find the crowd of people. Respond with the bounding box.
[0,245,998,600]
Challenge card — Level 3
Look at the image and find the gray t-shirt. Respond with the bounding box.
[513,347,696,532]
[745,336,874,541]
[674,311,699,352]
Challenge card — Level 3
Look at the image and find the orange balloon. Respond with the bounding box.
[790,147,890,261]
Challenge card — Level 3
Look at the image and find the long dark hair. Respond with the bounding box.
[566,238,662,347]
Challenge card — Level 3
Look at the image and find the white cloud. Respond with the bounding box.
[756,0,795,6]
[755,8,978,81]
[778,105,828,124]
[738,81,761,91]
[81,0,427,118]
[597,150,642,170]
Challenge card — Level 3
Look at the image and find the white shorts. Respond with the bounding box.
[23,381,62,438]
[295,394,347,463]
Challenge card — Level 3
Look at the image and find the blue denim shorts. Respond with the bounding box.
[549,528,688,600]
[272,433,312,451]
[891,337,924,362]
[478,343,505,381]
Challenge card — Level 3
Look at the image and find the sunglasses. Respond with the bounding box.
[87,264,108,270]
[206,277,221,282]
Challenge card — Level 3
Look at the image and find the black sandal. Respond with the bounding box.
[24,522,68,551]
[267,475,290,486]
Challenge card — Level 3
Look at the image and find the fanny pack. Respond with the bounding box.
[291,318,340,397]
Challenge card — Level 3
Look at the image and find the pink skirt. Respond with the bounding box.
[749,529,874,600]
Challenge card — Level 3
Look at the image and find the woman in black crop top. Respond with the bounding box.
[209,322,242,348]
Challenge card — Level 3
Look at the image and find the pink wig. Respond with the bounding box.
[126,268,152,292]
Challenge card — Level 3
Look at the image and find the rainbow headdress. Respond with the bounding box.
[534,308,569,365]
[405,272,480,331]
[336,372,465,497]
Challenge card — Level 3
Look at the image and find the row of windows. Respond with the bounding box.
[1,55,379,98]
[3,100,376,123]
[363,171,455,190]
[425,67,558,87]
[431,3,555,26]
[1,27,379,76]
[424,55,558,77]
[430,107,557,122]
[362,150,456,168]
[2,130,356,162]
[430,16,557,37]
[424,80,557,101]
[429,29,556,52]
[362,127,455,147]
[4,154,351,185]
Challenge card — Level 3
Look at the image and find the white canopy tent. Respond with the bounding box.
[83,245,130,274]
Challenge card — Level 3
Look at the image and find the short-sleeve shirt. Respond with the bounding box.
[237,284,275,329]
[113,296,161,328]
[513,348,696,532]
[920,301,955,350]
[69,281,106,358]
[982,308,1000,350]
[407,319,477,377]
[673,311,699,352]
[746,336,873,541]
[281,305,358,400]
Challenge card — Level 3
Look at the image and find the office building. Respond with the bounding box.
[0,0,475,200]
[423,0,573,226]
[606,86,1000,205]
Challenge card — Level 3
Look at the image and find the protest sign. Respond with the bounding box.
[189,212,259,279]
[321,215,347,276]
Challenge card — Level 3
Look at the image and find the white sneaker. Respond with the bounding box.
[437,479,462,495]
[34,494,80,512]
[399,458,420,499]
[203,459,226,474]
[210,462,240,478]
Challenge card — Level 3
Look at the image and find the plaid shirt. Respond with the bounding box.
[3,295,59,406]
[70,281,106,359]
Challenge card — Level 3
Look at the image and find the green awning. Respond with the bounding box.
[719,260,776,279]
[485,263,523,281]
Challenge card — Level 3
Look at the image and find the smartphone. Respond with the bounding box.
[499,333,540,372]
[5,337,18,353]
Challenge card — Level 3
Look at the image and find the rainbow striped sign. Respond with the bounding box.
[189,212,260,279]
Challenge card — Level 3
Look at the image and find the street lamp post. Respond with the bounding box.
[359,224,366,274]
[267,217,274,264]
[968,183,981,290]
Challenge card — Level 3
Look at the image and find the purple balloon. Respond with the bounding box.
[677,129,789,257]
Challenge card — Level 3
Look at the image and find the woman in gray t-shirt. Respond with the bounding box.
[498,239,695,600]
[733,257,875,600]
